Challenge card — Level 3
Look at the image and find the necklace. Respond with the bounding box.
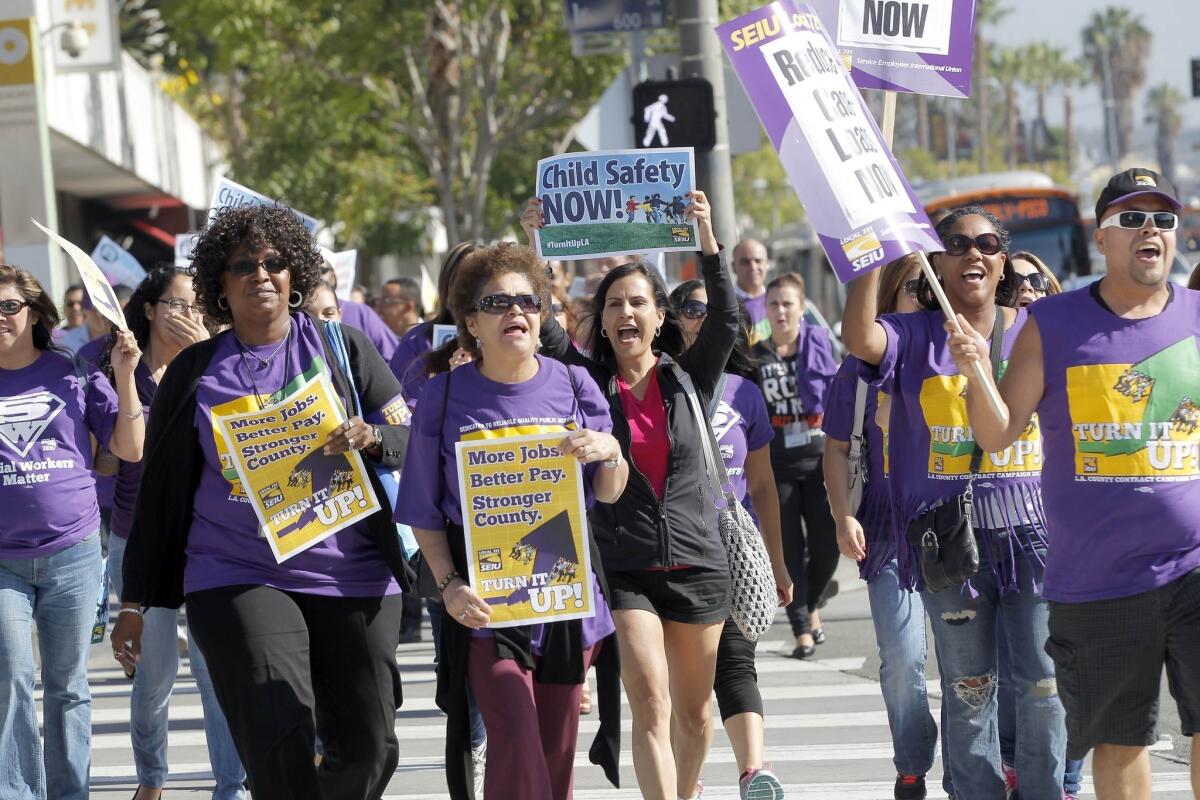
[236,326,293,410]
[234,322,292,368]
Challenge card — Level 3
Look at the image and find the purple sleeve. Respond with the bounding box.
[570,365,613,493]
[805,325,839,413]
[823,357,861,442]
[84,366,119,450]
[738,380,774,451]
[859,314,905,395]
[395,373,451,530]
[342,301,399,362]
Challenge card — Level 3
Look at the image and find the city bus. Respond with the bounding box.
[915,171,1092,281]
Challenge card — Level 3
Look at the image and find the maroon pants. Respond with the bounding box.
[467,637,600,800]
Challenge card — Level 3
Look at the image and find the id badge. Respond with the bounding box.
[784,421,810,448]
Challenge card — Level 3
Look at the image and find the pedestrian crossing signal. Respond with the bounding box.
[632,78,716,152]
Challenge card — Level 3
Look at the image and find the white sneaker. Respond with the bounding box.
[471,738,486,796]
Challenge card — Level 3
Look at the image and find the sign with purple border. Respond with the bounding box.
[809,0,975,98]
[717,2,941,283]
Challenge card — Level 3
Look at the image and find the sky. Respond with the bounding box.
[989,0,1200,131]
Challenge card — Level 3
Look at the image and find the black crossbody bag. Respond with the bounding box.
[906,309,1004,593]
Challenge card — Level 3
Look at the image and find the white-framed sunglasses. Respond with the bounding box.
[1099,210,1178,231]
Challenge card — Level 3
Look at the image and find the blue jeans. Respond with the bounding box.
[998,614,1084,795]
[0,533,102,800]
[108,536,245,798]
[867,559,938,776]
[922,537,1066,800]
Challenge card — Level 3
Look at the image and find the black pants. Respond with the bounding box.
[777,470,839,636]
[713,617,763,721]
[188,584,405,800]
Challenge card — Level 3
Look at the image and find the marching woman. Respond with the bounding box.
[841,207,1066,798]
[397,242,627,800]
[114,205,414,800]
[823,254,942,800]
[752,273,839,658]
[0,264,144,800]
[105,267,246,800]
[670,282,793,799]
[523,191,738,800]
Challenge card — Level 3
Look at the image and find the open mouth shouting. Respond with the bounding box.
[959,265,987,286]
[1134,240,1162,264]
[615,324,641,345]
[502,318,529,338]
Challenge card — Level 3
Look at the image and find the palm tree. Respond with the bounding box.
[1082,7,1152,162]
[1145,83,1185,185]
[1054,58,1089,174]
[1017,43,1069,165]
[972,0,1011,172]
[991,47,1024,169]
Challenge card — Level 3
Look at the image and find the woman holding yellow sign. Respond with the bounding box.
[114,206,414,800]
[398,242,628,800]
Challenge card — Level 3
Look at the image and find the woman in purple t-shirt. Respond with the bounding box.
[397,243,627,800]
[0,264,144,800]
[672,281,792,799]
[842,208,1067,799]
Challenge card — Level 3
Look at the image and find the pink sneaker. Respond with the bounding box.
[1001,763,1018,798]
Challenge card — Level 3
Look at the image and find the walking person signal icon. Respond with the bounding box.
[631,78,716,151]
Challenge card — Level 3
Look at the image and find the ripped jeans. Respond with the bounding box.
[922,533,1065,800]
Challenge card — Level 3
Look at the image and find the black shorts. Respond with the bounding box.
[1046,567,1200,761]
[607,567,730,624]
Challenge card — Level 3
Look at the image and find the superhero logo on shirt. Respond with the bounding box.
[1066,337,1200,482]
[710,399,743,443]
[0,391,66,458]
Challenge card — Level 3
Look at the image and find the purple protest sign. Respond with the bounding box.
[717,2,941,283]
[808,0,975,97]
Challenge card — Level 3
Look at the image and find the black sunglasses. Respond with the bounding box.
[228,257,288,276]
[942,233,1003,257]
[473,293,542,314]
[1014,272,1049,292]
[679,299,708,319]
[0,299,31,316]
[551,303,565,314]
[902,278,922,297]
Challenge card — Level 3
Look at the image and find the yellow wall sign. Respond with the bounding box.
[215,371,381,563]
[456,432,595,628]
[0,18,35,86]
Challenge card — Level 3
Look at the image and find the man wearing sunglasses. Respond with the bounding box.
[947,168,1200,799]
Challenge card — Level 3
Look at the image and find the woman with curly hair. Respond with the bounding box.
[112,205,414,800]
[0,264,143,800]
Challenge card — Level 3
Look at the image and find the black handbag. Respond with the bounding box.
[906,309,1004,593]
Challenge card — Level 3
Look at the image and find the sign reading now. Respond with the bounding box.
[837,0,954,55]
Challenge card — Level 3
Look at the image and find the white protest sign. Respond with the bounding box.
[836,0,954,55]
[333,250,358,301]
[175,232,200,267]
[432,324,457,349]
[419,264,438,316]
[209,177,323,233]
[90,235,146,288]
[32,219,127,330]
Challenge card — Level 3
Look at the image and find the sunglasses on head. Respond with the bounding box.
[679,299,708,319]
[473,293,542,314]
[1099,210,1178,231]
[1014,272,1049,292]
[941,232,1003,257]
[0,299,31,316]
[227,257,288,276]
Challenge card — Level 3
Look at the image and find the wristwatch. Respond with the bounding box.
[371,426,383,448]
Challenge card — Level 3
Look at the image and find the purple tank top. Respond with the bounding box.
[1030,285,1200,602]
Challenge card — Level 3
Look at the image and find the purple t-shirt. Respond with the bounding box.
[0,350,117,557]
[76,335,117,510]
[737,289,770,345]
[753,321,838,477]
[1031,285,1200,602]
[389,321,433,409]
[186,312,401,597]
[340,300,398,363]
[396,355,615,646]
[109,363,154,539]
[825,356,895,580]
[711,374,773,507]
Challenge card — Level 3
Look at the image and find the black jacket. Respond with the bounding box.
[121,318,412,608]
[540,251,739,572]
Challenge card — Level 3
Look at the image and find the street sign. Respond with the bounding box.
[564,0,670,35]
[48,0,121,74]
[632,78,716,151]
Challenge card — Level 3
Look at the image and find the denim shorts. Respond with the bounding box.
[1046,567,1200,760]
[607,567,730,624]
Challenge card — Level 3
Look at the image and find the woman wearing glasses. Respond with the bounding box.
[842,207,1066,798]
[397,242,627,800]
[114,205,413,800]
[104,267,247,800]
[0,264,144,800]
[1009,251,1062,308]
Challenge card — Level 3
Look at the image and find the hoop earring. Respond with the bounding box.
[289,291,303,308]
[655,326,662,338]
[600,328,609,339]
[217,295,229,311]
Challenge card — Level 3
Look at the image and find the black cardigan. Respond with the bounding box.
[539,250,739,572]
[121,318,412,608]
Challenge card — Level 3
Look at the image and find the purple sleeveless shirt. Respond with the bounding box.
[1030,285,1200,603]
[825,355,894,581]
[864,308,1048,592]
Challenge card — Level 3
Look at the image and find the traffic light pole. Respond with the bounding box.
[676,0,738,251]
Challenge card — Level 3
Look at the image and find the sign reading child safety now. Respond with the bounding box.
[215,372,381,562]
[456,432,595,628]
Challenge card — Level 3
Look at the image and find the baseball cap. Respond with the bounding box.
[1094,168,1182,221]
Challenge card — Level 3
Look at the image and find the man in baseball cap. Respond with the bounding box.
[944,166,1200,798]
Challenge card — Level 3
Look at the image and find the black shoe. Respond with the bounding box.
[790,643,816,659]
[812,627,826,645]
[894,773,926,799]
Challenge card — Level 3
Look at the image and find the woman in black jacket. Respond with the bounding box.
[523,191,736,800]
[112,205,413,800]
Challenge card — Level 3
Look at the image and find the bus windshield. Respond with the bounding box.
[1009,222,1085,278]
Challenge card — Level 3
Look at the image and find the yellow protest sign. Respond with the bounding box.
[456,432,595,628]
[215,371,381,563]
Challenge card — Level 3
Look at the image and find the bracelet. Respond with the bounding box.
[117,607,144,617]
[437,570,460,593]
[121,410,142,420]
